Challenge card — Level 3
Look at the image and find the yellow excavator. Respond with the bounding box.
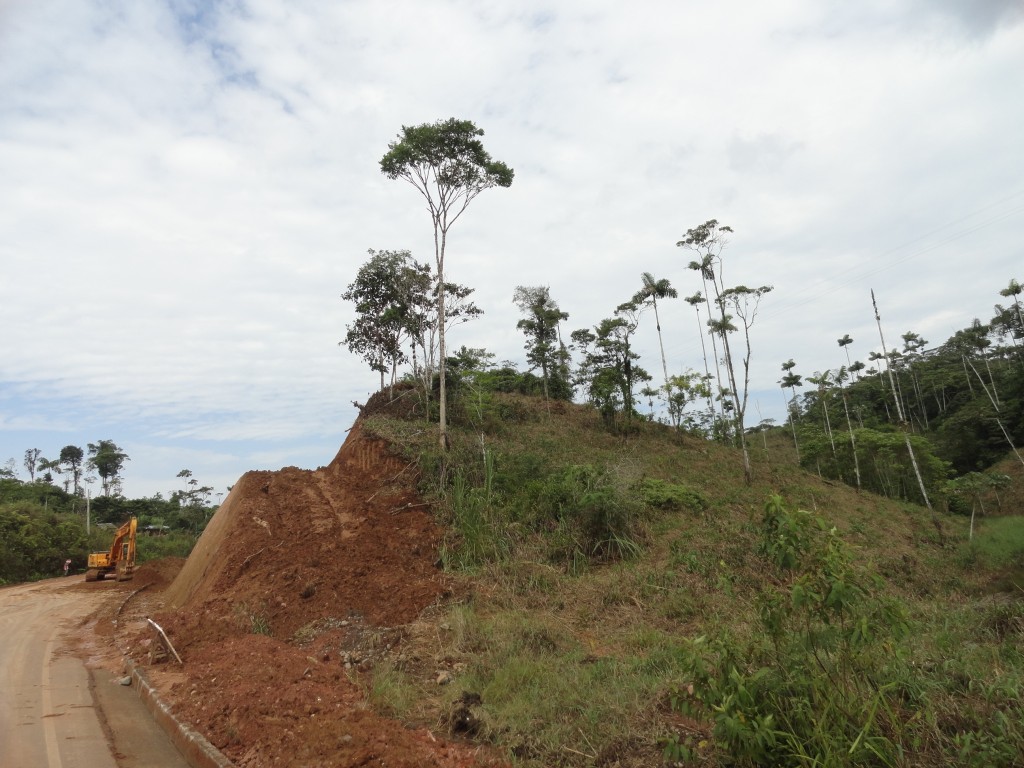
[85,517,138,582]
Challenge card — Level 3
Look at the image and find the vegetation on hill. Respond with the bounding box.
[336,239,1022,763]
[782,303,1023,508]
[355,380,1022,768]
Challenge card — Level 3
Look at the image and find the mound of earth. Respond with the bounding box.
[120,415,502,767]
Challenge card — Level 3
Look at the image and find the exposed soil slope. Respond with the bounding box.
[122,409,500,767]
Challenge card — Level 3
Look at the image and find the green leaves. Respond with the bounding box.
[676,496,919,765]
[380,118,514,201]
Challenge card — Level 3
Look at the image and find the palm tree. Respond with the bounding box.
[837,334,856,378]
[780,359,803,459]
[635,273,678,423]
[871,290,934,514]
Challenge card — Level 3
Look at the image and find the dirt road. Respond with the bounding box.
[0,577,188,768]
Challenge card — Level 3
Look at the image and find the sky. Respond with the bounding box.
[1,0,1022,500]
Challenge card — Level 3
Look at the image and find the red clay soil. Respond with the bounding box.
[116,409,504,768]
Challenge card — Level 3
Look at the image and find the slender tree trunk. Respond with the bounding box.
[436,224,448,452]
[966,358,1024,469]
[652,297,676,427]
[912,368,929,430]
[785,388,800,460]
[715,310,750,483]
[962,356,975,396]
[983,355,1000,408]
[698,276,728,432]
[872,290,935,519]
[692,307,716,431]
[820,386,836,459]
[840,386,862,491]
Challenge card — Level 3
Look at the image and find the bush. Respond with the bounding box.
[636,478,708,512]
[533,465,645,562]
[672,496,917,765]
[0,502,92,582]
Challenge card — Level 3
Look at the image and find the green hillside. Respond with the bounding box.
[359,384,1023,768]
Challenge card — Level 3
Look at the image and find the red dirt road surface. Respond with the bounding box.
[118,413,504,767]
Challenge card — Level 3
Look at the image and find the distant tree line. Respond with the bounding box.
[0,474,217,584]
[776,278,1023,511]
[1,439,223,583]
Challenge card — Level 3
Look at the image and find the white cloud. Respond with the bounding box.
[1,0,1021,496]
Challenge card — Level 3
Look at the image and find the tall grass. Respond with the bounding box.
[967,515,1024,567]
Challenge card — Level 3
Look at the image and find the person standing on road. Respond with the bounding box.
[63,559,71,576]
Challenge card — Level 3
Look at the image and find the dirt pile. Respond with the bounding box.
[158,420,445,647]
[122,416,501,767]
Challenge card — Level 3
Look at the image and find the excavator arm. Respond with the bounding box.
[85,517,138,582]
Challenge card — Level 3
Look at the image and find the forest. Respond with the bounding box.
[0,449,218,583]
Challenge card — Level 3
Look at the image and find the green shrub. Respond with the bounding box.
[636,478,708,512]
[533,465,645,562]
[758,493,818,570]
[672,496,917,766]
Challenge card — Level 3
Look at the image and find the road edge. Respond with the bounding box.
[125,658,235,768]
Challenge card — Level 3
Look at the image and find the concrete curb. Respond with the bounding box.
[114,580,233,766]
[126,658,235,768]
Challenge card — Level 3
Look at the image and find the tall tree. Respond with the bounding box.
[780,359,803,458]
[633,273,678,422]
[871,290,935,517]
[834,366,862,491]
[87,440,129,497]
[59,445,84,496]
[837,334,856,377]
[23,448,42,482]
[678,221,770,483]
[380,118,514,450]
[679,223,729,433]
[513,286,570,401]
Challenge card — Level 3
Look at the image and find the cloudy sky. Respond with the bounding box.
[1,0,1022,499]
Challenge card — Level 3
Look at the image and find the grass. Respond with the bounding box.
[358,390,1023,767]
[967,514,1024,567]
